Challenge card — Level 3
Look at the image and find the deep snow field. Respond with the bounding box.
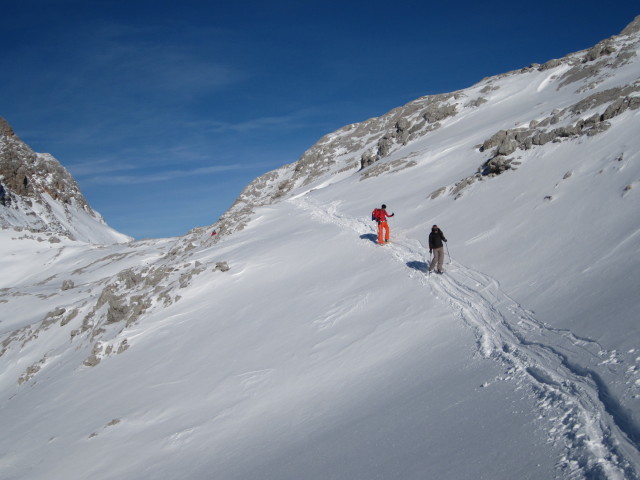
[1,23,640,480]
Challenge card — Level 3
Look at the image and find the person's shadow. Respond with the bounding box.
[360,233,378,244]
[361,233,431,272]
[406,260,429,273]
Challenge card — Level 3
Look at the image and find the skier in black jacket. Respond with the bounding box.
[428,225,447,273]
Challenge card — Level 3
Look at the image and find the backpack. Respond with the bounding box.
[372,208,384,222]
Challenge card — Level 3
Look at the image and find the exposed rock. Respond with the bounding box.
[377,134,395,158]
[497,138,518,156]
[47,307,67,318]
[214,262,230,272]
[0,132,89,206]
[360,152,377,170]
[360,158,418,180]
[117,339,129,354]
[481,156,514,176]
[570,86,640,115]
[620,15,640,36]
[480,130,508,152]
[18,361,43,384]
[0,183,10,207]
[601,96,640,120]
[423,103,457,123]
[539,59,562,71]
[465,97,488,108]
[583,41,616,63]
[480,85,640,166]
[179,263,207,288]
[0,117,15,137]
[84,343,103,367]
[428,187,447,200]
[396,118,411,144]
[0,117,126,243]
[451,176,478,198]
[60,308,79,327]
[480,84,500,94]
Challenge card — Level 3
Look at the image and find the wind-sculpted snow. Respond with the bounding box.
[433,269,640,479]
[292,194,640,479]
[0,236,231,381]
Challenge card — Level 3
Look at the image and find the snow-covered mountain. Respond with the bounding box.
[1,15,639,480]
[0,117,130,244]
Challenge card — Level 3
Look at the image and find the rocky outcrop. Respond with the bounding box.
[361,94,460,169]
[0,117,128,243]
[438,18,640,201]
[0,117,89,207]
[477,82,640,179]
[0,117,15,137]
[442,86,640,198]
[620,15,640,36]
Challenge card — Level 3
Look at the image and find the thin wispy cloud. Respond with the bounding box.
[6,21,248,125]
[84,163,259,185]
[202,107,337,134]
[66,158,140,177]
[90,41,245,98]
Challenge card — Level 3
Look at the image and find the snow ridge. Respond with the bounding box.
[291,193,640,480]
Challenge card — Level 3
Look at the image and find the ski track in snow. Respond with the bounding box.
[291,195,640,480]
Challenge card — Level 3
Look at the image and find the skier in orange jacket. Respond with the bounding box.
[372,204,395,245]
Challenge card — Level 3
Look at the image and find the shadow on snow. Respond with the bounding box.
[406,260,430,273]
[360,233,378,244]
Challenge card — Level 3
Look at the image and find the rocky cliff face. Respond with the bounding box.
[0,117,130,243]
[0,117,89,207]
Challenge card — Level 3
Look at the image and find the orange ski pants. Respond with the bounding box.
[377,221,390,244]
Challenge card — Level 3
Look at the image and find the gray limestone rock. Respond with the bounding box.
[620,15,640,36]
[215,262,230,272]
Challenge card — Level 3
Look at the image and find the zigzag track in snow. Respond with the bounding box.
[291,195,640,480]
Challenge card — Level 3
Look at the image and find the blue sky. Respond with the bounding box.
[1,0,638,238]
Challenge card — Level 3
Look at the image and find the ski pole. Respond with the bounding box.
[445,242,452,264]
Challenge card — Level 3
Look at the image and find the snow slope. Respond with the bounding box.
[0,204,562,480]
[1,16,640,480]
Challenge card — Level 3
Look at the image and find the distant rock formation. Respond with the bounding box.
[0,116,130,243]
[0,117,89,206]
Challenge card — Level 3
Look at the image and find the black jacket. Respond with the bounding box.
[429,229,447,249]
